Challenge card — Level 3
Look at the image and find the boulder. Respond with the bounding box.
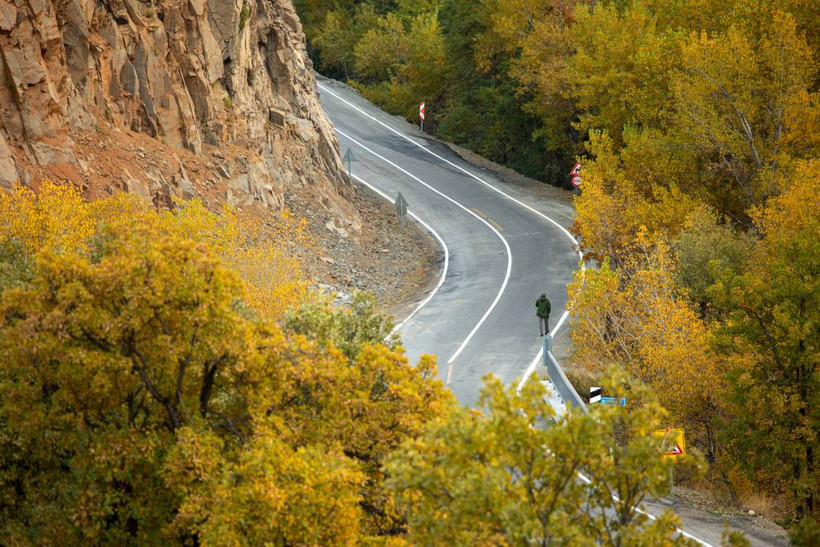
[0,135,19,188]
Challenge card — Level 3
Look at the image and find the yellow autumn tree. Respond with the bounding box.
[569,232,724,462]
[0,225,261,543]
[0,184,455,543]
[0,183,311,321]
[0,181,95,255]
[92,191,311,320]
[572,131,700,267]
[275,296,454,535]
[176,430,365,545]
[387,370,705,544]
[564,2,681,146]
[672,8,817,214]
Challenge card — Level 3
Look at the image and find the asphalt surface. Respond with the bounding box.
[316,76,788,547]
[317,76,580,408]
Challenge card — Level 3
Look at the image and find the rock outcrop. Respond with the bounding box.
[0,0,357,230]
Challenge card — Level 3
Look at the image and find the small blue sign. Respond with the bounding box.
[600,397,626,407]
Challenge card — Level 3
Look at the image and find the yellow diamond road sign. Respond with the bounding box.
[653,428,686,457]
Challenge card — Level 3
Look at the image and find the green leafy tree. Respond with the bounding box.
[437,0,558,181]
[711,160,819,521]
[0,238,34,292]
[790,516,820,546]
[387,369,705,544]
[674,206,754,319]
[314,4,380,79]
[477,0,583,164]
[354,12,411,82]
[285,290,398,360]
[353,8,449,123]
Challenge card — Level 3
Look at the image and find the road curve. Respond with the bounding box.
[318,75,793,547]
[317,76,579,408]
[315,77,745,547]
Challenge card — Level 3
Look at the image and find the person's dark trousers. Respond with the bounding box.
[539,316,550,336]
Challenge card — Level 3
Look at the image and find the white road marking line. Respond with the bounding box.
[319,82,582,362]
[516,310,571,392]
[333,128,512,374]
[325,83,713,547]
[591,472,714,547]
[319,83,581,254]
[347,171,450,334]
[519,349,545,392]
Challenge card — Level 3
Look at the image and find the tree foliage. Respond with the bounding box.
[710,160,819,520]
[0,223,263,542]
[672,9,817,213]
[387,370,705,544]
[568,237,725,463]
[0,180,95,254]
[674,207,754,318]
[353,8,449,121]
[0,183,454,542]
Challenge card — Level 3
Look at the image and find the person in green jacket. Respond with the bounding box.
[535,293,551,336]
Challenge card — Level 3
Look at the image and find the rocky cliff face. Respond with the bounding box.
[0,0,358,230]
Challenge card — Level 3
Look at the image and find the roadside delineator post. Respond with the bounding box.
[394,192,408,229]
[590,386,602,404]
[343,148,355,177]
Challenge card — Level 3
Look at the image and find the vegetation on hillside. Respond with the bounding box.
[296,0,819,531]
[297,0,818,190]
[388,369,706,545]
[0,184,712,543]
[0,0,816,539]
[0,184,448,542]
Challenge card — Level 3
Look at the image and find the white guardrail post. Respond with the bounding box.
[543,335,588,415]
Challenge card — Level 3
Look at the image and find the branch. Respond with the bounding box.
[211,411,248,445]
[131,347,180,432]
[740,305,784,372]
[199,354,227,418]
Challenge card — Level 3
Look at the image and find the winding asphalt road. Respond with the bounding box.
[318,77,580,408]
[315,77,790,547]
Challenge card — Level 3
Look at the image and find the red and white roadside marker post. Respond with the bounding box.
[419,101,425,132]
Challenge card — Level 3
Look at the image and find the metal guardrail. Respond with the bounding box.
[543,336,588,414]
[540,341,711,545]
